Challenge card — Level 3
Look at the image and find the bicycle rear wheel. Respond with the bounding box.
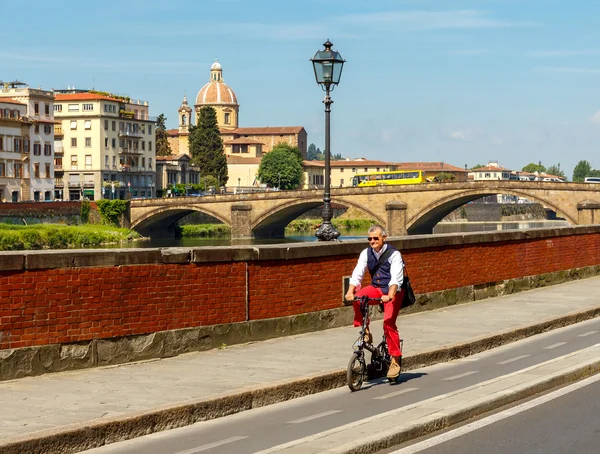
[347,352,366,392]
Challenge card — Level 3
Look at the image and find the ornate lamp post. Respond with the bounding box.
[311,40,345,241]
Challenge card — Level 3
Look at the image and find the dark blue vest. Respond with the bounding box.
[367,245,397,294]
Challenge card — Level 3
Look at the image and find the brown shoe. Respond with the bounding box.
[387,359,401,379]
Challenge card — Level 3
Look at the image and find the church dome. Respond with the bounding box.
[195,59,238,106]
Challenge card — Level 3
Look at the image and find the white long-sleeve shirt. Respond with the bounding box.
[349,244,404,291]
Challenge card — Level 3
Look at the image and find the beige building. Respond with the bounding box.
[155,153,199,193]
[303,159,397,189]
[227,155,261,188]
[166,60,307,167]
[394,162,469,182]
[0,81,55,201]
[301,159,471,189]
[53,90,156,200]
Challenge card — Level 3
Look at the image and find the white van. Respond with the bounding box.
[584,177,600,183]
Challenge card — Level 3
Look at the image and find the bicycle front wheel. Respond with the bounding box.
[347,352,366,392]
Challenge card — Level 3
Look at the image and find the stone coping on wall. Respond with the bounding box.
[1,225,600,271]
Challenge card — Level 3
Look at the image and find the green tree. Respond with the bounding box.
[471,164,485,170]
[257,146,303,189]
[155,113,172,156]
[271,142,303,163]
[307,143,325,160]
[189,107,228,185]
[573,160,592,182]
[546,164,566,179]
[521,163,546,174]
[434,172,456,182]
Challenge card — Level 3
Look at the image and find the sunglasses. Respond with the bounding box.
[367,236,380,241]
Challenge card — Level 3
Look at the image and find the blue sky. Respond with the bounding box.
[5,0,600,178]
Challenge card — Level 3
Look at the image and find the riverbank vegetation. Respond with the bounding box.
[176,224,231,237]
[284,218,375,232]
[0,224,141,251]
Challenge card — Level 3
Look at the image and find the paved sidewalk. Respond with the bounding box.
[2,277,600,454]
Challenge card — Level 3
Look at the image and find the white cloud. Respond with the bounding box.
[589,111,600,126]
[441,128,479,142]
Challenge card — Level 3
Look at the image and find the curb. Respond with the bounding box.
[2,305,600,454]
[332,359,600,454]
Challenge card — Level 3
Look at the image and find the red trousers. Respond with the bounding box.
[353,285,404,357]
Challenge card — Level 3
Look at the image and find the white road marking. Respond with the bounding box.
[288,410,342,424]
[373,388,418,400]
[389,373,600,454]
[443,371,478,381]
[577,331,597,337]
[544,342,567,350]
[458,357,480,362]
[173,436,248,453]
[497,355,530,365]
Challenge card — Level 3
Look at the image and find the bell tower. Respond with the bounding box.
[178,95,192,134]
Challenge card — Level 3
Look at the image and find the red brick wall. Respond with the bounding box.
[403,235,598,293]
[1,231,599,350]
[1,262,247,349]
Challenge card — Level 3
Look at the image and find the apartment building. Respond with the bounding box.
[53,89,156,200]
[0,81,55,201]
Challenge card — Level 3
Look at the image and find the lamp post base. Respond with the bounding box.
[315,221,341,241]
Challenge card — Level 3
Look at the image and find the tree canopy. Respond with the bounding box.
[257,143,304,190]
[155,114,172,156]
[521,163,546,174]
[546,164,566,179]
[307,142,343,161]
[188,106,228,185]
[307,143,321,160]
[573,160,592,182]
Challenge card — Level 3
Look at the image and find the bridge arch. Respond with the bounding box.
[251,197,385,239]
[407,188,576,234]
[131,205,230,237]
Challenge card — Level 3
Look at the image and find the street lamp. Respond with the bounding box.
[311,40,345,241]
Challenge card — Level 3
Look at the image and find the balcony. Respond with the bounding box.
[54,178,64,186]
[119,165,144,173]
[54,164,63,171]
[119,147,142,155]
[54,143,64,155]
[118,129,143,138]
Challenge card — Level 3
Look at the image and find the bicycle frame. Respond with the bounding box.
[354,295,384,357]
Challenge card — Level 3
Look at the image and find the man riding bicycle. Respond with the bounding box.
[345,225,405,380]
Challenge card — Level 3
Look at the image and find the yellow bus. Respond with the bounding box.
[351,170,428,187]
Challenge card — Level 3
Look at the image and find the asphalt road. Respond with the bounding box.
[386,375,600,454]
[81,318,600,454]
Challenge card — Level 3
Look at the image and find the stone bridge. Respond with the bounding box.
[129,181,600,238]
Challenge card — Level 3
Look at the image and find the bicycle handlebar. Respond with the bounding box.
[353,296,383,302]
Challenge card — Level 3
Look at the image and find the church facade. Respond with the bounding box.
[166,60,307,160]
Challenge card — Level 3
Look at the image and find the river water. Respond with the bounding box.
[114,220,570,248]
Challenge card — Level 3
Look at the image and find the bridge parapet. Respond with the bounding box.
[129,181,600,238]
[578,200,600,225]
